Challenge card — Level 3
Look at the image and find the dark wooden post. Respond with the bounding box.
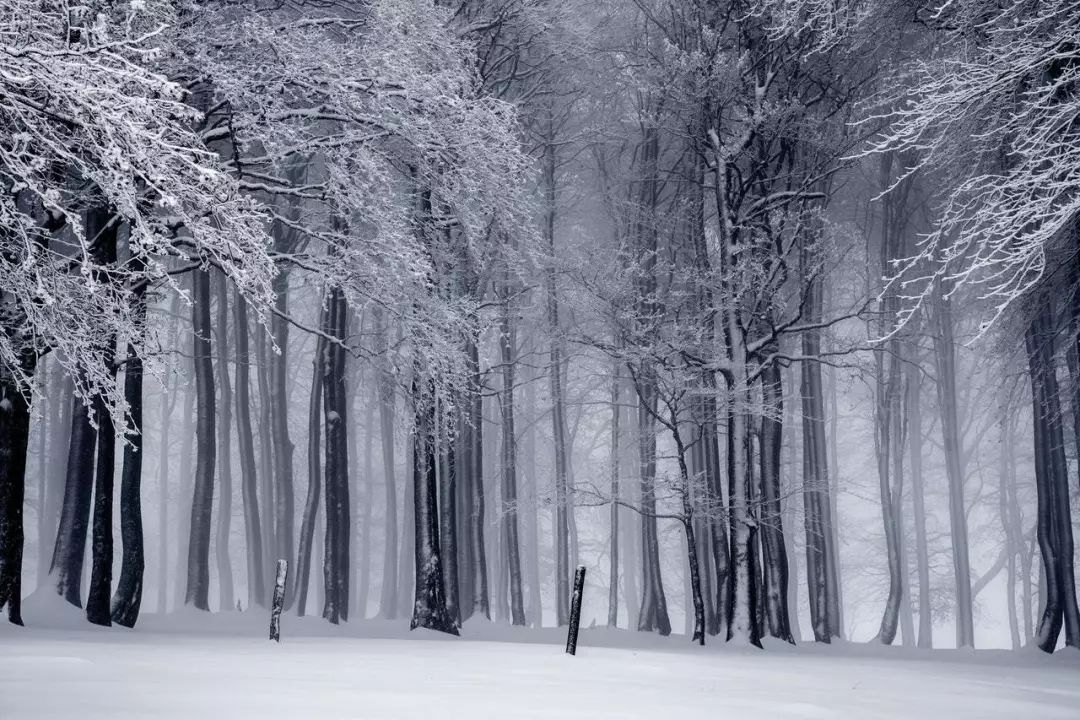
[269,559,288,642]
[565,565,586,655]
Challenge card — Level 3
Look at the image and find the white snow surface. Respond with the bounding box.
[2,606,1079,719]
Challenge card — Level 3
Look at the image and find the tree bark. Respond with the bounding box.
[185,267,216,610]
[0,366,33,624]
[409,378,458,635]
[51,387,96,606]
[233,292,265,608]
[499,284,525,626]
[214,272,235,612]
[111,266,148,627]
[295,308,326,616]
[930,282,975,647]
[906,350,933,648]
[322,286,350,624]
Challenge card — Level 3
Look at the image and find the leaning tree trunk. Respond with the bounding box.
[295,311,326,616]
[255,323,276,598]
[50,386,96,607]
[111,264,148,628]
[185,267,216,610]
[233,291,265,608]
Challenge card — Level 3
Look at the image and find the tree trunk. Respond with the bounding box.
[270,278,295,596]
[185,267,216,610]
[607,359,620,628]
[322,286,350,624]
[439,399,460,625]
[409,378,457,635]
[1025,299,1080,651]
[295,311,326,616]
[111,270,148,627]
[930,283,974,647]
[51,386,96,606]
[233,292,265,608]
[759,361,792,643]
[499,286,525,626]
[906,350,933,648]
[0,367,33,624]
[214,272,235,612]
[255,323,276,599]
[465,333,489,619]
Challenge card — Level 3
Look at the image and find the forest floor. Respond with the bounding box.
[2,603,1079,719]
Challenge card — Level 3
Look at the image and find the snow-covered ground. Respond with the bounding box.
[2,608,1078,719]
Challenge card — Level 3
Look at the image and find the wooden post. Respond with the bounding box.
[269,559,288,642]
[565,565,586,655]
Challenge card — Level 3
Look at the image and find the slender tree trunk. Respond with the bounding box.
[270,276,295,595]
[233,292,264,608]
[439,398,460,625]
[465,333,489,619]
[607,359,620,628]
[357,380,374,619]
[906,351,933,648]
[157,368,175,615]
[214,272,234,611]
[295,311,326,616]
[255,324,276,595]
[931,283,974,647]
[185,268,216,610]
[636,373,671,636]
[499,285,525,626]
[999,412,1021,650]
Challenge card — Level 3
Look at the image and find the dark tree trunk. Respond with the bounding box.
[636,374,671,636]
[0,367,33,624]
[51,388,96,606]
[438,398,460,625]
[322,287,350,624]
[233,292,265,608]
[1025,299,1080,651]
[185,267,216,610]
[86,368,116,627]
[111,270,148,627]
[758,361,792,643]
[465,333,489,619]
[295,310,326,616]
[409,379,458,635]
[214,272,235,611]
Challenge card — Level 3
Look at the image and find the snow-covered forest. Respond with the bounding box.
[2,0,1080,715]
